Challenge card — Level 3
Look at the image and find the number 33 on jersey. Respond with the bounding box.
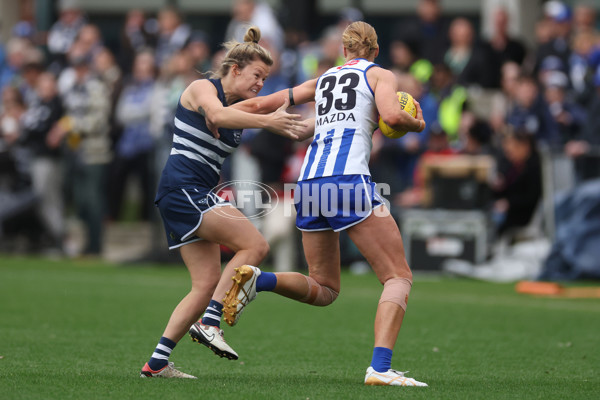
[300,59,379,182]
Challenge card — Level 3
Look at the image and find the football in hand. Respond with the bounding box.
[378,91,418,139]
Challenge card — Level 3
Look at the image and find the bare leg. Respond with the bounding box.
[271,230,341,300]
[347,206,412,349]
[162,240,221,342]
[373,302,405,349]
[195,206,269,302]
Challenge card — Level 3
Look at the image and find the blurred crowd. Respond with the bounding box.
[1,0,600,261]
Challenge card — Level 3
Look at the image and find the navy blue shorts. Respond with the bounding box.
[156,187,230,249]
[294,175,385,232]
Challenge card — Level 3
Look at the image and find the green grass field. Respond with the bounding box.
[1,256,598,399]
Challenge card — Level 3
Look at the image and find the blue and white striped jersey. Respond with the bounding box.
[299,58,379,181]
[155,79,242,201]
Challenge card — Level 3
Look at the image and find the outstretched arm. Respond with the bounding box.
[182,80,306,139]
[232,78,319,114]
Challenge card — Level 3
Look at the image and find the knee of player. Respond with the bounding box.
[254,238,270,260]
[378,266,412,285]
[313,284,339,306]
[327,286,340,305]
[379,276,413,311]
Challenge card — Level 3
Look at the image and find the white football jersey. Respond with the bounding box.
[299,58,379,181]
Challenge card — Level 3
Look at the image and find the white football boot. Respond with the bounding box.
[222,265,261,326]
[140,362,197,379]
[189,321,238,360]
[364,366,428,386]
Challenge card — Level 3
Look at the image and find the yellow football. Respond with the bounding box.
[378,91,418,139]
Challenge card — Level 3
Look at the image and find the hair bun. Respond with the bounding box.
[243,26,262,44]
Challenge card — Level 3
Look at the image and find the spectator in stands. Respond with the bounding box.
[491,129,542,238]
[93,47,123,100]
[542,70,587,145]
[109,50,157,221]
[154,6,192,67]
[444,17,493,88]
[93,47,124,149]
[118,9,155,74]
[567,29,598,106]
[489,61,521,134]
[296,27,345,82]
[428,62,467,144]
[390,0,449,65]
[535,1,572,73]
[17,48,45,107]
[225,0,284,52]
[0,86,26,149]
[185,31,212,74]
[20,72,65,251]
[0,86,37,249]
[505,75,560,146]
[572,3,598,35]
[48,45,112,256]
[75,24,104,60]
[457,110,494,156]
[388,40,417,74]
[47,0,86,73]
[0,38,32,92]
[487,7,527,88]
[565,66,600,182]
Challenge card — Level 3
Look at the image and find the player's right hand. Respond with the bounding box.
[265,97,307,140]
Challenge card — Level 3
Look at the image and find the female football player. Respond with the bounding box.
[140,26,305,378]
[222,21,428,386]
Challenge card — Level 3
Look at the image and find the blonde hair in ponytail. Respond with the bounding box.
[210,26,273,78]
[342,21,379,59]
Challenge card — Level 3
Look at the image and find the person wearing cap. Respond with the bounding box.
[534,1,573,74]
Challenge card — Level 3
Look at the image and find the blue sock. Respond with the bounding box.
[201,300,223,328]
[256,271,277,292]
[370,347,393,372]
[148,336,176,371]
